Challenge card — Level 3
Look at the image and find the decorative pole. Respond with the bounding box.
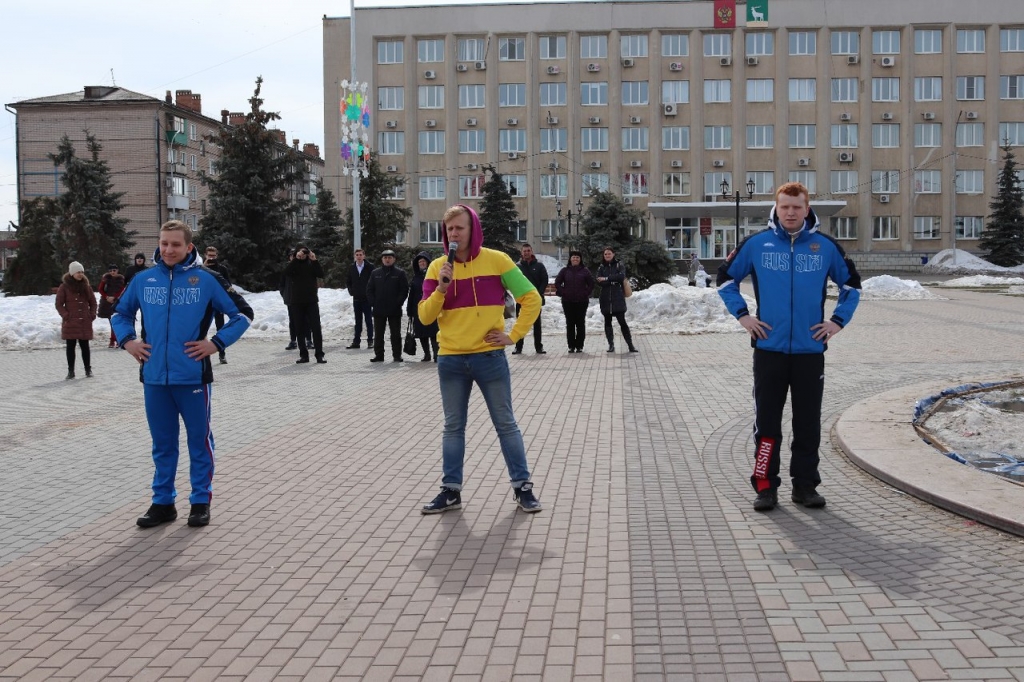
[341,0,371,250]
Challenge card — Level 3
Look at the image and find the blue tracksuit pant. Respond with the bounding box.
[144,384,215,505]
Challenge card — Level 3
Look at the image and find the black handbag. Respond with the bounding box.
[403,317,418,355]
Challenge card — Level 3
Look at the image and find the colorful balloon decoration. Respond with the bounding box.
[339,80,371,177]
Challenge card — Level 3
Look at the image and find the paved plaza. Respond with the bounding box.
[2,285,1024,681]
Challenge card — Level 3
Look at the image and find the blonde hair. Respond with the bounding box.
[442,204,469,225]
[160,219,193,244]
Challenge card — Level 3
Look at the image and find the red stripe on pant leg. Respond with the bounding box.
[753,437,775,491]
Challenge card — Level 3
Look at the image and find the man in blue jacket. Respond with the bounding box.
[113,220,253,529]
[718,182,861,512]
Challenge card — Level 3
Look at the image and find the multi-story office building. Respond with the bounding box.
[324,0,1024,269]
[9,87,324,257]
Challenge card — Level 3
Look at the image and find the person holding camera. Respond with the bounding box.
[283,245,326,364]
[366,249,408,363]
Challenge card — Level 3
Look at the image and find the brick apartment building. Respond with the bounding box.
[8,87,325,259]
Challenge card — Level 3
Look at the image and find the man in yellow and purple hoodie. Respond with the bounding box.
[418,204,544,514]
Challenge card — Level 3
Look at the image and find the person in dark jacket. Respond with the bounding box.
[596,247,637,353]
[512,244,548,355]
[718,181,861,513]
[55,261,97,379]
[97,264,126,348]
[284,245,326,364]
[113,220,253,529]
[408,251,440,361]
[124,252,148,284]
[366,249,409,363]
[203,246,232,364]
[553,250,595,353]
[346,248,375,349]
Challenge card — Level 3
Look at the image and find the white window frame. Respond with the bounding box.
[789,78,816,102]
[378,40,404,64]
[505,175,528,197]
[789,170,817,194]
[581,82,608,106]
[872,77,900,102]
[540,35,567,59]
[872,216,900,241]
[1000,76,1024,100]
[789,31,817,56]
[418,39,444,63]
[830,216,857,239]
[418,130,445,154]
[914,29,942,54]
[581,173,609,195]
[704,125,732,150]
[831,124,858,148]
[914,77,942,102]
[540,128,567,153]
[956,76,985,101]
[622,81,650,105]
[581,35,607,59]
[703,34,731,57]
[913,216,940,240]
[831,170,859,194]
[872,123,900,148]
[747,124,774,149]
[540,82,567,106]
[499,129,527,153]
[581,127,609,152]
[704,79,731,103]
[872,30,901,55]
[377,131,405,155]
[418,85,444,109]
[379,86,404,110]
[914,169,942,193]
[458,84,485,109]
[622,127,649,151]
[831,78,858,103]
[662,172,691,196]
[789,124,816,148]
[499,37,525,61]
[957,29,985,54]
[871,170,900,194]
[747,171,774,195]
[746,32,774,56]
[499,83,527,107]
[1002,29,1024,52]
[621,34,648,58]
[540,174,568,198]
[958,216,984,239]
[956,169,984,194]
[457,38,485,62]
[662,80,690,105]
[420,221,443,243]
[459,129,486,154]
[622,172,649,196]
[831,31,860,55]
[419,177,446,200]
[956,122,984,147]
[999,122,1024,146]
[914,123,941,148]
[662,34,689,57]
[747,79,774,103]
[663,126,691,150]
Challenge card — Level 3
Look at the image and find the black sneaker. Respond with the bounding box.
[285,342,297,350]
[219,356,227,365]
[513,482,542,513]
[792,486,827,508]
[753,489,777,512]
[511,349,522,355]
[137,503,177,528]
[316,355,327,364]
[187,503,211,527]
[346,342,360,349]
[296,357,310,364]
[422,488,462,514]
[536,350,546,355]
[370,356,385,363]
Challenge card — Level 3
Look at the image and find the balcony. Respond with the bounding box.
[167,195,189,211]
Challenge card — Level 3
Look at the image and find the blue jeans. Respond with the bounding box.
[437,350,531,490]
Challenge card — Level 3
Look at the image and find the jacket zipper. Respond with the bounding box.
[789,234,796,354]
[165,266,173,385]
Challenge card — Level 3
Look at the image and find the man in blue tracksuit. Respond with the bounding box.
[112,220,253,529]
[718,182,861,513]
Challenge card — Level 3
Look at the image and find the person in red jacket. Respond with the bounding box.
[55,261,97,379]
[97,264,126,347]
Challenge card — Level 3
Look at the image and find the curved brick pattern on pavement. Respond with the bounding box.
[1,287,1023,681]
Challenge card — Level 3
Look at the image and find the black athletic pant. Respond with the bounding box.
[751,349,825,492]
[603,311,633,347]
[66,339,90,371]
[213,312,226,359]
[562,301,588,350]
[373,313,402,360]
[514,303,543,352]
[292,301,324,360]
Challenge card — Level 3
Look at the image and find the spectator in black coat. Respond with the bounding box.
[553,250,595,353]
[596,247,637,354]
[366,249,408,363]
[124,252,149,283]
[284,245,326,364]
[512,244,549,355]
[346,248,374,349]
[204,246,232,364]
[408,251,439,362]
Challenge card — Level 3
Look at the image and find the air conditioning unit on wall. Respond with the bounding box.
[880,56,896,67]
[838,151,854,163]
[879,194,890,203]
[663,103,677,116]
[456,64,468,72]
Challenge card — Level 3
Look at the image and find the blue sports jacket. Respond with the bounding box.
[717,207,861,354]
[112,247,253,385]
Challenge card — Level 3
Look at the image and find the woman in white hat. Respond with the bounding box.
[55,261,97,379]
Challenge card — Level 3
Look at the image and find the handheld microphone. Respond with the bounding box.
[441,242,458,283]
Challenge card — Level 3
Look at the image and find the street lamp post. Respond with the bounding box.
[721,177,755,255]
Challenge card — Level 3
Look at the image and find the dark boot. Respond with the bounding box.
[420,338,431,361]
[85,367,93,378]
[430,338,439,363]
[65,369,75,380]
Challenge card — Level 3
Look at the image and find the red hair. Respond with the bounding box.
[775,182,809,204]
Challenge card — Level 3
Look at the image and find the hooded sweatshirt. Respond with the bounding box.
[717,206,861,355]
[418,205,541,355]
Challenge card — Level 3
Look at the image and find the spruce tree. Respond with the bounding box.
[305,179,344,285]
[556,190,676,289]
[200,77,304,291]
[1,198,63,295]
[338,153,412,274]
[477,167,520,258]
[49,133,135,282]
[979,144,1024,267]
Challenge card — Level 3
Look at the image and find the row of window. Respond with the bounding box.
[381,76,1023,111]
[382,28,1024,64]
[397,169,1018,202]
[408,215,986,246]
[377,122,1024,155]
